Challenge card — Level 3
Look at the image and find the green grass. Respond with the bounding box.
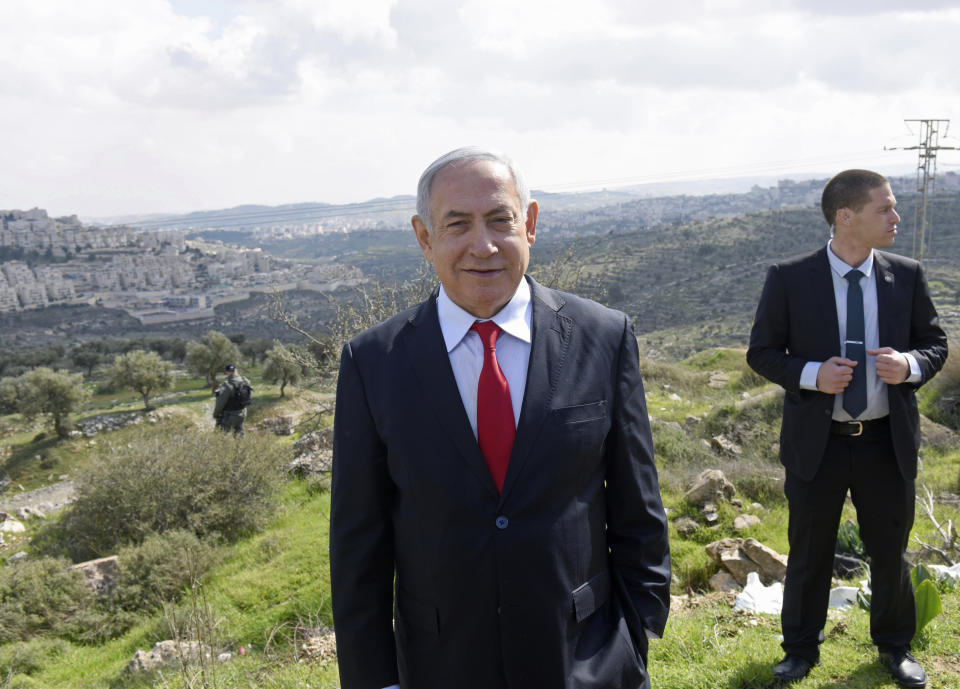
[13,481,333,688]
[650,590,960,688]
[3,347,958,688]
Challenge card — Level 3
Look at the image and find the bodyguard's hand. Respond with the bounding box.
[816,357,857,394]
[869,347,909,385]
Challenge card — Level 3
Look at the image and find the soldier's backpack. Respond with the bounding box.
[226,379,253,410]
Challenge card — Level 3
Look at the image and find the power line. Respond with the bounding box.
[885,119,959,263]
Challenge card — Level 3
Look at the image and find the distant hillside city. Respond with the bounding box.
[3,171,957,327]
[0,208,361,323]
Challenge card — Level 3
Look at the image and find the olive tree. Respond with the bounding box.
[108,350,174,410]
[185,330,242,387]
[1,367,91,438]
[262,341,303,397]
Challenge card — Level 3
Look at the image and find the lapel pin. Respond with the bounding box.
[884,274,893,283]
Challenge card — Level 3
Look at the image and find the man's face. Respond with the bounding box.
[842,183,900,250]
[412,159,537,319]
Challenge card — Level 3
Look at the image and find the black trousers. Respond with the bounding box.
[781,422,916,662]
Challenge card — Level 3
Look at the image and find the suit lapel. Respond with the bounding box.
[809,246,841,353]
[405,292,500,497]
[873,252,896,346]
[500,278,572,503]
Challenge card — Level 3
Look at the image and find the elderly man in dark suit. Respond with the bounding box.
[748,169,947,687]
[330,148,671,689]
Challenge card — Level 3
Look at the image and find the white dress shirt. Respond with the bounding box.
[799,242,920,420]
[437,278,533,436]
[379,280,532,689]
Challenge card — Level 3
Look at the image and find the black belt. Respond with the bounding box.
[831,417,890,438]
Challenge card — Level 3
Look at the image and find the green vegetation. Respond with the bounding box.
[1,190,959,686]
[0,343,954,688]
[0,367,90,438]
[262,342,304,397]
[107,350,174,410]
[186,331,243,387]
[52,420,286,561]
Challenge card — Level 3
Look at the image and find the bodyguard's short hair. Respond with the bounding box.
[821,169,889,227]
[224,364,236,372]
[415,147,531,231]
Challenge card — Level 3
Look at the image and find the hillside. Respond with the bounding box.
[5,188,959,358]
[0,349,957,687]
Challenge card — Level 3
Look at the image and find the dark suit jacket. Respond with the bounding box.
[747,247,947,481]
[330,277,671,689]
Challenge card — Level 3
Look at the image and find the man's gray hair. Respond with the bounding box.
[415,147,531,231]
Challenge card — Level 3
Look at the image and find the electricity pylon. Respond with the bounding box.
[886,119,958,263]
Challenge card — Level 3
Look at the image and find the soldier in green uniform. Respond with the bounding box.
[213,364,252,435]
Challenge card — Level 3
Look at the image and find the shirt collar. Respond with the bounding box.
[437,278,532,353]
[827,241,874,279]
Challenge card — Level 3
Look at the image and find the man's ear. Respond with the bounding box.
[412,215,434,261]
[524,200,538,248]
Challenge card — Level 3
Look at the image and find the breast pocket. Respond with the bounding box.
[552,401,607,425]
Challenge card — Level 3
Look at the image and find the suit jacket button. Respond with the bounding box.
[495,516,509,530]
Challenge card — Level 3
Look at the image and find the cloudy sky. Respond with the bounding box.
[2,0,959,219]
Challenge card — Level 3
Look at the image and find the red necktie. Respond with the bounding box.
[472,321,515,492]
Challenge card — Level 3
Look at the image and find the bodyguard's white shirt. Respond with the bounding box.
[799,242,920,420]
[379,281,532,689]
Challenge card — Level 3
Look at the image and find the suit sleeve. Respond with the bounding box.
[605,316,671,644]
[746,264,809,392]
[330,341,399,689]
[905,262,948,385]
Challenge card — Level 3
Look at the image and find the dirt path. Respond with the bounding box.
[0,480,76,515]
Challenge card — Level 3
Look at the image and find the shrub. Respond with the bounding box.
[60,421,287,560]
[0,638,70,677]
[60,531,221,644]
[0,558,93,643]
[639,357,707,399]
[923,351,960,432]
[114,530,218,614]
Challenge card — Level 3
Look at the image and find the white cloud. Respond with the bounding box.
[0,0,958,217]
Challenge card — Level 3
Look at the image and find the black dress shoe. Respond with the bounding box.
[879,650,926,688]
[773,655,814,682]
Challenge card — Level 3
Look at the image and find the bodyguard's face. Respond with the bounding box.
[413,159,537,319]
[843,183,900,250]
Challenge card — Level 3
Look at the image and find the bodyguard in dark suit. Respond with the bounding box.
[748,170,947,687]
[330,148,670,689]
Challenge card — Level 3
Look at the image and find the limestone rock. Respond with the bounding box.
[733,514,761,531]
[288,449,333,478]
[292,431,326,457]
[684,469,736,505]
[710,434,742,456]
[128,640,209,673]
[709,570,741,592]
[262,415,295,435]
[674,517,699,537]
[706,537,788,586]
[707,372,730,389]
[741,538,788,583]
[15,505,46,520]
[69,556,120,597]
[701,502,719,523]
[0,516,25,533]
